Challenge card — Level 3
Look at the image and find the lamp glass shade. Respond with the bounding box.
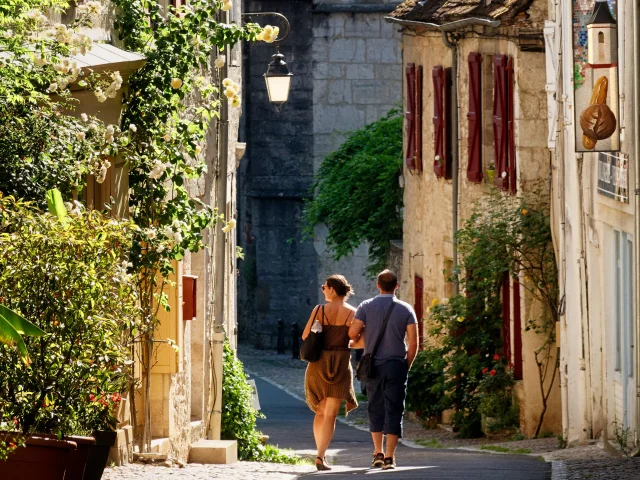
[264,74,292,104]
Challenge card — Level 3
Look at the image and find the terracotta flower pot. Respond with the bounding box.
[82,431,117,480]
[65,435,97,480]
[0,435,77,480]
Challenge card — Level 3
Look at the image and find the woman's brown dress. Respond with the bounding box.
[304,306,358,415]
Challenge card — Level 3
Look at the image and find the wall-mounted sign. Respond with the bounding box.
[597,152,628,203]
[573,0,620,152]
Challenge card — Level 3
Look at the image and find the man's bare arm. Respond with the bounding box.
[348,318,364,341]
[406,323,418,370]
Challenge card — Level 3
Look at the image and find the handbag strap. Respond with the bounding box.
[370,300,397,359]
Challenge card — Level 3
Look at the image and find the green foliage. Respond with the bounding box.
[303,109,403,276]
[480,445,531,455]
[406,189,557,438]
[0,303,45,363]
[0,195,139,437]
[406,349,447,419]
[221,342,299,464]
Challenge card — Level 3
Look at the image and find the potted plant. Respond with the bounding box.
[486,162,496,183]
[0,195,139,480]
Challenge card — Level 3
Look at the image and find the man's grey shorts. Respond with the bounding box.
[365,359,409,437]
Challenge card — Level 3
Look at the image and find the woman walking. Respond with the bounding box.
[302,274,361,471]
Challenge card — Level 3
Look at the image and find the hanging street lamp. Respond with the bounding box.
[241,12,293,110]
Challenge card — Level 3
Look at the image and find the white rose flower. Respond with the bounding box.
[156,244,165,254]
[106,125,115,134]
[76,131,86,141]
[231,95,241,108]
[222,78,233,87]
[87,1,102,15]
[173,231,183,244]
[221,1,231,11]
[81,113,89,122]
[3,30,13,39]
[96,165,108,184]
[224,86,236,99]
[149,160,167,180]
[146,229,157,240]
[48,82,58,92]
[172,219,182,230]
[214,55,226,69]
[129,124,137,132]
[256,31,264,41]
[222,219,236,233]
[440,297,449,305]
[171,78,183,89]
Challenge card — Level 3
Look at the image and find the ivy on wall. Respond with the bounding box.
[303,109,403,276]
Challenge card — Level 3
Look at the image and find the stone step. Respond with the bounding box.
[188,440,237,465]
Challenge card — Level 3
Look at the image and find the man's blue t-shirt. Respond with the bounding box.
[355,294,417,365]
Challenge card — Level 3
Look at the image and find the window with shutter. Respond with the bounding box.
[467,53,482,182]
[493,55,508,190]
[414,275,424,350]
[512,276,523,380]
[501,272,511,365]
[493,55,517,192]
[433,66,446,177]
[415,66,423,173]
[405,64,416,170]
[507,57,516,193]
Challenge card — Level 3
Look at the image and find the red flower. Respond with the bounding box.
[493,354,500,361]
[13,417,18,426]
[490,370,497,376]
[508,363,514,369]
[482,368,489,374]
[89,394,96,402]
[9,442,15,449]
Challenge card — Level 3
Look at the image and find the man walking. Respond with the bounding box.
[349,269,418,470]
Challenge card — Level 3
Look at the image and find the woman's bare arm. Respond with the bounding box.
[302,305,320,340]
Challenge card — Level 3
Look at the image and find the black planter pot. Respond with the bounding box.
[82,431,117,480]
[65,436,97,480]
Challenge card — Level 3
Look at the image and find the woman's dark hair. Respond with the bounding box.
[326,274,354,299]
[377,269,398,292]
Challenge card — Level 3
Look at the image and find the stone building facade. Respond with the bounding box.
[239,0,403,348]
[389,0,561,437]
[548,0,639,448]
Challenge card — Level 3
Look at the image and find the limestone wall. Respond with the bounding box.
[311,4,403,306]
[400,27,561,436]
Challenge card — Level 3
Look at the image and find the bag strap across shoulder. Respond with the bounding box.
[370,300,397,359]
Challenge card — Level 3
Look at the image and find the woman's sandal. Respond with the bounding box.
[315,456,332,471]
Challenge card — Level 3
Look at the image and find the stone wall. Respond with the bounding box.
[239,1,404,347]
[239,0,317,348]
[312,2,403,306]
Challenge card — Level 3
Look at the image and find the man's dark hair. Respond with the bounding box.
[377,269,398,292]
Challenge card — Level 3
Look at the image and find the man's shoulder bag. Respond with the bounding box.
[356,300,396,382]
[300,305,324,363]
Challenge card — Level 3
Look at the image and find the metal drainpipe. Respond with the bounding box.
[442,32,460,294]
[207,1,230,443]
[632,0,640,456]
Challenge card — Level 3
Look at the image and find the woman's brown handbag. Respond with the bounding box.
[356,301,396,381]
[300,305,325,363]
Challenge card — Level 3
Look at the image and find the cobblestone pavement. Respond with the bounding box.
[101,462,314,479]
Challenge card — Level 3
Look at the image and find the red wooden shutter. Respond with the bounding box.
[502,272,511,363]
[405,64,416,170]
[467,53,482,182]
[493,55,508,190]
[433,66,445,177]
[414,275,424,350]
[512,276,523,380]
[444,68,453,179]
[507,56,516,193]
[415,66,423,173]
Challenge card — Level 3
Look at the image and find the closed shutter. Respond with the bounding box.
[467,53,482,182]
[405,63,416,170]
[507,56,516,193]
[415,66,423,173]
[502,272,511,364]
[433,65,445,177]
[512,276,523,380]
[414,275,424,350]
[493,55,508,190]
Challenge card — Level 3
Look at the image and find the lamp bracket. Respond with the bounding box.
[240,12,290,43]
